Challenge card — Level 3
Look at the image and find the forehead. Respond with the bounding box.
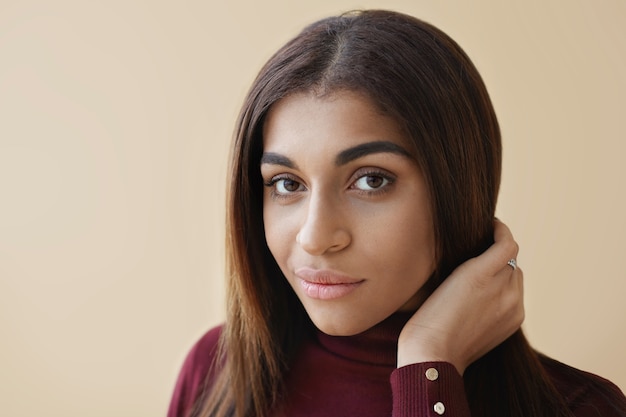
[262,90,412,154]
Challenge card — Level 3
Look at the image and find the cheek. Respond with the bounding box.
[377,203,435,276]
[385,229,434,273]
[263,205,294,265]
[262,206,279,255]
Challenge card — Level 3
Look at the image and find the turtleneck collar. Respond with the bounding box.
[314,312,414,367]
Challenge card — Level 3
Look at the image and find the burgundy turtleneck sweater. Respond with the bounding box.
[168,314,625,417]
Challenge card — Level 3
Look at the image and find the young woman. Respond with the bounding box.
[168,10,626,417]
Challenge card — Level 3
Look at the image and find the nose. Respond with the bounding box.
[296,192,351,256]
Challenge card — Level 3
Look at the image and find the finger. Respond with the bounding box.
[494,258,523,283]
[493,219,519,257]
[503,265,525,329]
[497,263,524,307]
[460,220,519,276]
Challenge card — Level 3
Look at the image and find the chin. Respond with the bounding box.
[308,312,384,336]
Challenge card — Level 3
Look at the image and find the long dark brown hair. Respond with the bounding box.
[191,10,619,417]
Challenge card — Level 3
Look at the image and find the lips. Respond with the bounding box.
[295,267,364,300]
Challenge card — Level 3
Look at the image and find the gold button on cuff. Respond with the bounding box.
[425,367,439,381]
[434,401,445,415]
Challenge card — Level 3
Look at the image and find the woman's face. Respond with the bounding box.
[261,90,436,336]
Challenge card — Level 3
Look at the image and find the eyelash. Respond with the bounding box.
[350,169,396,195]
[263,174,305,200]
[263,169,396,200]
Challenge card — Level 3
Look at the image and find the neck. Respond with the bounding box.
[315,312,414,366]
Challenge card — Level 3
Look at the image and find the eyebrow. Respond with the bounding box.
[260,140,412,169]
[260,152,297,168]
[335,141,412,165]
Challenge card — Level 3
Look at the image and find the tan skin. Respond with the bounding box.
[261,90,524,375]
[397,219,523,373]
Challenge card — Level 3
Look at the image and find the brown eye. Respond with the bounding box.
[282,179,300,191]
[354,174,390,191]
[365,176,384,188]
[275,178,304,194]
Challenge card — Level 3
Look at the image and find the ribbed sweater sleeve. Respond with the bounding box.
[391,362,471,417]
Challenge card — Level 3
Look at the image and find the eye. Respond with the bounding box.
[275,178,304,194]
[354,175,388,190]
[352,171,393,192]
[264,175,306,197]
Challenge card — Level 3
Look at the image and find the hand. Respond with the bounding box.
[397,219,524,374]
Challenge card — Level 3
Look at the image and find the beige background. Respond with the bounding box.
[1,0,624,415]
